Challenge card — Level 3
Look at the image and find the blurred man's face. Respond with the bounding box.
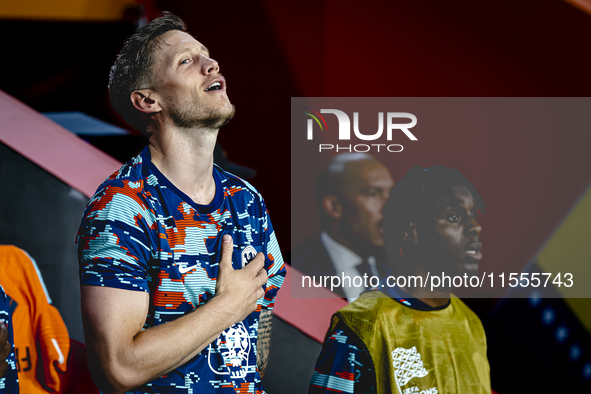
[337,160,395,251]
[150,30,234,129]
[419,186,482,275]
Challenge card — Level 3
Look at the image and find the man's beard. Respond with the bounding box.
[169,98,235,130]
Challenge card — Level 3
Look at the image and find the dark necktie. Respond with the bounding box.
[356,258,372,278]
[356,256,379,291]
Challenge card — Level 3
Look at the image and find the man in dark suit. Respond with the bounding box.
[291,153,394,301]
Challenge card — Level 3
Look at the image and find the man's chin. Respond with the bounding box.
[371,240,385,250]
[438,261,479,277]
[219,104,236,127]
[458,262,479,276]
[198,105,236,129]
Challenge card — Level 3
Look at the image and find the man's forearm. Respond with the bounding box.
[83,287,237,394]
[126,296,235,378]
[256,309,273,377]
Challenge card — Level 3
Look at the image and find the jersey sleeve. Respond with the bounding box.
[36,304,70,391]
[259,202,286,310]
[0,286,19,394]
[76,180,154,292]
[309,316,375,394]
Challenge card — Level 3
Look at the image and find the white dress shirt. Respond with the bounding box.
[320,231,379,302]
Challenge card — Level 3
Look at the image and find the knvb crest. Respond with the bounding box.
[241,245,257,267]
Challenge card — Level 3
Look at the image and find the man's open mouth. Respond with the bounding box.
[465,242,482,259]
[205,81,222,91]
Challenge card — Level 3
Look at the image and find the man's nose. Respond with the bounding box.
[201,54,220,74]
[467,217,482,236]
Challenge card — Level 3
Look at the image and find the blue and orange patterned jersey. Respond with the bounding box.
[0,285,19,394]
[76,146,285,394]
[309,319,374,394]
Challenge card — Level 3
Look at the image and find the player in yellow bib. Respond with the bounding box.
[310,165,491,394]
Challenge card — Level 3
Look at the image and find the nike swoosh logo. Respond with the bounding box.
[178,264,198,274]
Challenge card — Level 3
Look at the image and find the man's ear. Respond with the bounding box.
[321,195,342,220]
[130,90,162,114]
[402,222,418,244]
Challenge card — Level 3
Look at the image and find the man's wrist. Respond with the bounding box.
[208,292,243,326]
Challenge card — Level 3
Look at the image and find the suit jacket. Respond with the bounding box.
[290,234,394,300]
[289,234,348,299]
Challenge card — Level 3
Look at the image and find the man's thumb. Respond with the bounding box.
[220,234,234,270]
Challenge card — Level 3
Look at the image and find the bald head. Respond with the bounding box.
[316,153,386,202]
[323,153,375,186]
[316,153,395,254]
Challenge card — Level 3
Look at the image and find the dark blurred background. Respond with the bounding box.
[2,0,591,392]
[3,0,591,251]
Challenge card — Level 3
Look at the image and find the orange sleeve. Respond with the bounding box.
[35,303,70,392]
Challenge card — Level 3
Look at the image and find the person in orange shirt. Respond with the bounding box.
[0,246,69,393]
[1,284,19,394]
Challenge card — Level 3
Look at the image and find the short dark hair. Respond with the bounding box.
[383,165,486,249]
[108,12,186,132]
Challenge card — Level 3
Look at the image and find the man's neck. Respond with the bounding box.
[325,227,371,260]
[148,124,218,205]
[396,258,451,308]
